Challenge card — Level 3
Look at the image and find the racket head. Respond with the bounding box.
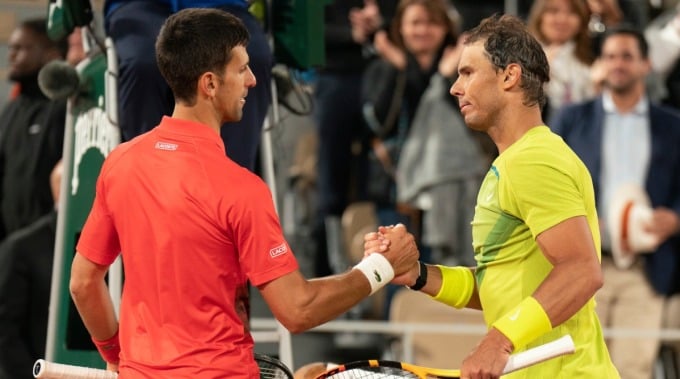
[313,360,461,379]
[255,353,294,379]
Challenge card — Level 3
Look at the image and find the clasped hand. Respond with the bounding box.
[363,224,420,286]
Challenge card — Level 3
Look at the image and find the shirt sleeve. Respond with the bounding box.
[76,164,121,266]
[227,177,298,287]
[499,144,587,239]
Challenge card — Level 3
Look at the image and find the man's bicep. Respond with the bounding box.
[71,252,109,282]
[536,216,599,266]
[257,270,307,322]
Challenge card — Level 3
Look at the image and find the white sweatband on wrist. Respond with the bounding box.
[353,253,395,295]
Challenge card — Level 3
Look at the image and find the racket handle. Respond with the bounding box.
[503,334,576,374]
[33,359,118,379]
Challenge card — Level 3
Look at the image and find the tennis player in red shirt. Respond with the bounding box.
[69,8,419,378]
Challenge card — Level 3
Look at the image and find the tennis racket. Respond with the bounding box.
[33,360,116,379]
[255,353,295,379]
[314,334,575,378]
[33,353,293,379]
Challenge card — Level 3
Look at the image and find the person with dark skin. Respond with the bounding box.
[0,18,67,241]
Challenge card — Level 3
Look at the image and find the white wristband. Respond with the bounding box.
[353,253,395,295]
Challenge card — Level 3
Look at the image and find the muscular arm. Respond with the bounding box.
[258,269,371,333]
[69,252,119,343]
[409,264,483,310]
[534,215,604,327]
[260,225,418,333]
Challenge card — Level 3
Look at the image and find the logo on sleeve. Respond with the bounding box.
[155,141,179,151]
[269,243,288,258]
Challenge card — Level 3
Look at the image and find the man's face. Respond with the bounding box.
[7,27,54,82]
[540,0,582,45]
[600,34,649,94]
[399,4,447,57]
[450,41,502,132]
[213,45,256,123]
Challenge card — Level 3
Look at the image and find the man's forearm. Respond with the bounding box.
[70,277,118,340]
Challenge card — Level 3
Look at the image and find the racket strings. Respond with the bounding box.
[323,367,419,378]
[258,365,291,379]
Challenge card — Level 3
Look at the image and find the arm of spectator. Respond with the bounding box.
[590,58,606,94]
[374,31,406,70]
[647,11,680,80]
[438,35,465,79]
[349,0,384,44]
[647,207,680,244]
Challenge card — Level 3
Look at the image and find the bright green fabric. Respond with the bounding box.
[472,126,619,378]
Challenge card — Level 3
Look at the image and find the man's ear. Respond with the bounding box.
[198,72,217,98]
[502,63,522,89]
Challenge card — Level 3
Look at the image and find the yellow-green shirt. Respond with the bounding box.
[472,126,619,378]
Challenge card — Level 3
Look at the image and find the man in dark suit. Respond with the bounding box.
[551,25,680,379]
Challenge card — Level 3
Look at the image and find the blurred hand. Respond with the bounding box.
[350,7,370,44]
[374,31,406,70]
[349,0,383,44]
[361,0,383,34]
[646,207,680,244]
[106,362,119,372]
[590,58,606,93]
[438,36,465,78]
[461,328,513,379]
[672,11,680,36]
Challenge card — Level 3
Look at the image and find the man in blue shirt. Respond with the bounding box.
[551,25,680,379]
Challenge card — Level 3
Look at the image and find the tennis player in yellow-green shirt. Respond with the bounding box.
[365,14,619,379]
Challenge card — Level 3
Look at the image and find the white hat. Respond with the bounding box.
[606,184,660,269]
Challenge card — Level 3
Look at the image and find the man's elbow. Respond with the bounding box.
[275,309,317,334]
[69,268,99,303]
[69,275,91,302]
[587,263,604,294]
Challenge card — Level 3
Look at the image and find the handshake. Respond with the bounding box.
[353,224,422,295]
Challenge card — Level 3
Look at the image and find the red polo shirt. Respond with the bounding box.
[77,116,298,378]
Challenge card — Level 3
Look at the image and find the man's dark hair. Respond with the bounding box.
[21,18,68,58]
[600,24,649,59]
[155,8,250,104]
[465,14,550,108]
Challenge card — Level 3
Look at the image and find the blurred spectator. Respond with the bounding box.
[66,27,87,66]
[527,0,596,119]
[646,6,680,108]
[551,25,680,379]
[0,160,62,379]
[361,0,492,316]
[103,0,271,171]
[587,0,624,54]
[312,0,396,276]
[0,18,67,241]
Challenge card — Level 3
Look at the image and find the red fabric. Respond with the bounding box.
[77,117,298,378]
[92,331,121,364]
[620,200,634,252]
[9,83,20,99]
